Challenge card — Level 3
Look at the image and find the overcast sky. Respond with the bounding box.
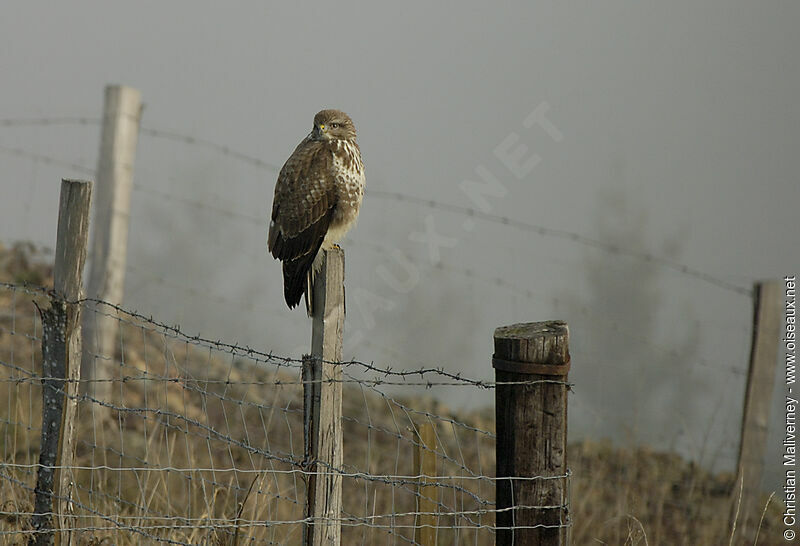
[1,2,798,487]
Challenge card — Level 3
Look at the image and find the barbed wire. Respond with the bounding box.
[1,287,506,528]
[0,354,495,471]
[0,119,754,297]
[0,281,517,542]
[1,463,560,482]
[0,116,100,128]
[119,242,750,385]
[130,169,753,299]
[0,273,762,543]
[366,189,753,298]
[1,280,567,389]
[1,382,503,512]
[0,144,94,175]
[352,239,749,378]
[0,505,567,523]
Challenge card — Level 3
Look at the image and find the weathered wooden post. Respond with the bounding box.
[494,321,570,546]
[730,281,781,542]
[31,179,92,546]
[413,422,438,546]
[303,247,344,545]
[82,85,141,400]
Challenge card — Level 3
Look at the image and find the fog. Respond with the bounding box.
[1,1,798,490]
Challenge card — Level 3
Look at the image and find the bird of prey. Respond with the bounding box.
[268,109,365,309]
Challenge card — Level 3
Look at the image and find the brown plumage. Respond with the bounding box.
[268,109,365,309]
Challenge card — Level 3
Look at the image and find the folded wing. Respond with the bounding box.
[268,139,337,308]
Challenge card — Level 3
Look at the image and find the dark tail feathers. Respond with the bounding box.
[282,252,317,309]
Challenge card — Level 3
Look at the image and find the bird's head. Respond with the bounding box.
[312,109,356,141]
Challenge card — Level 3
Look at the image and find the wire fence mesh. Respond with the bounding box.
[0,281,573,544]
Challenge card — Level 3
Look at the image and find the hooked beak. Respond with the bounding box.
[312,124,327,140]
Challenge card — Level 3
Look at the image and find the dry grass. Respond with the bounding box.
[0,243,785,544]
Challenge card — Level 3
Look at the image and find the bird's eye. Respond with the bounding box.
[331,123,339,129]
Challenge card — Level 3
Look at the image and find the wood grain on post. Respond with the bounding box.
[731,281,781,542]
[82,85,141,400]
[32,179,92,546]
[303,247,344,545]
[494,321,570,546]
[413,422,438,546]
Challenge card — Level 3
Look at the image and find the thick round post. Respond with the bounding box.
[494,321,570,546]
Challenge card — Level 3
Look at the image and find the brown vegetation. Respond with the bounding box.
[0,243,783,544]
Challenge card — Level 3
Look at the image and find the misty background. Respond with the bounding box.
[1,2,798,491]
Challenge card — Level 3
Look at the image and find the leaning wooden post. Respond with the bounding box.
[82,85,141,400]
[730,281,781,542]
[413,422,438,546]
[31,179,92,546]
[303,247,344,545]
[494,321,570,546]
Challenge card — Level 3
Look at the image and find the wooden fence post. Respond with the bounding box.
[730,281,781,542]
[303,247,344,545]
[31,179,92,546]
[494,321,570,546]
[413,422,438,546]
[82,85,141,401]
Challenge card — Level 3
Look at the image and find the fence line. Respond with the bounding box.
[3,284,526,385]
[1,280,571,389]
[2,279,559,544]
[123,250,749,382]
[0,256,782,544]
[0,120,754,296]
[0,144,94,175]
